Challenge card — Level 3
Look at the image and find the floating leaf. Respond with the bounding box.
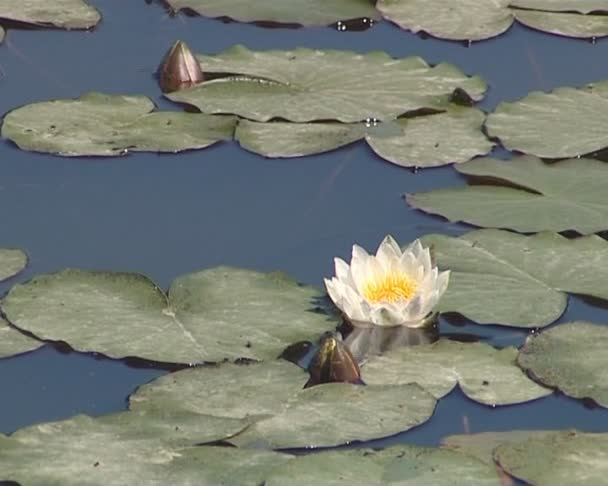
[1,92,236,157]
[1,267,337,364]
[0,248,26,282]
[408,156,608,234]
[513,9,608,38]
[377,0,513,41]
[0,0,100,30]
[486,83,608,158]
[236,107,493,167]
[0,412,289,485]
[420,230,608,327]
[509,0,608,14]
[494,430,608,485]
[0,317,41,359]
[265,445,499,485]
[361,339,550,406]
[164,0,379,27]
[518,321,608,407]
[167,46,487,123]
[131,360,436,449]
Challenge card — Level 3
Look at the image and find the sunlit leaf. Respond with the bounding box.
[0,0,100,29]
[420,230,608,327]
[486,82,608,157]
[513,9,608,38]
[0,248,26,282]
[167,46,487,122]
[361,339,550,405]
[131,360,437,449]
[518,321,608,407]
[0,412,288,485]
[265,445,499,485]
[165,0,379,27]
[0,317,41,359]
[1,92,236,157]
[378,0,513,41]
[1,267,337,364]
[494,430,608,485]
[408,156,608,234]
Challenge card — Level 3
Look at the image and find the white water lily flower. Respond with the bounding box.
[324,236,450,328]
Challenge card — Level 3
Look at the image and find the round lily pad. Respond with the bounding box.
[1,92,236,157]
[0,317,42,359]
[130,360,437,449]
[165,0,379,27]
[167,46,487,123]
[518,321,608,407]
[0,0,101,30]
[361,339,550,406]
[1,267,337,364]
[0,248,26,282]
[265,444,499,485]
[513,9,608,38]
[0,411,289,486]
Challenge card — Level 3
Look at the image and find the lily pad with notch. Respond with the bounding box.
[1,266,338,364]
[419,230,608,327]
[166,45,487,123]
[408,156,608,234]
[1,92,237,157]
[130,360,437,449]
[235,106,493,168]
[163,0,379,27]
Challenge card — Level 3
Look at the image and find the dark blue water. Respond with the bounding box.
[2,0,608,450]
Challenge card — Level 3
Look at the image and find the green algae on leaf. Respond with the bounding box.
[167,46,487,123]
[131,360,437,449]
[0,0,101,30]
[408,156,608,234]
[265,445,500,485]
[1,92,236,157]
[0,317,41,359]
[486,82,608,158]
[361,339,550,406]
[236,107,493,168]
[164,0,379,27]
[378,0,513,41]
[1,267,338,364]
[0,412,288,486]
[494,430,608,485]
[0,248,26,282]
[518,321,608,407]
[420,230,608,327]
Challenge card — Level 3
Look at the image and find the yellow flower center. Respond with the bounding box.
[363,273,418,304]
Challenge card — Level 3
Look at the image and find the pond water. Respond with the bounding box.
[2,0,608,458]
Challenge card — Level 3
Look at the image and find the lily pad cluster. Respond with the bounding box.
[0,0,101,42]
[163,0,608,41]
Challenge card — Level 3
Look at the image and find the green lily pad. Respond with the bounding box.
[165,0,379,26]
[494,430,608,485]
[513,9,608,38]
[408,156,608,234]
[1,267,337,364]
[442,430,556,465]
[420,230,608,327]
[265,444,499,485]
[236,107,493,167]
[0,247,26,282]
[0,412,289,486]
[486,83,608,158]
[509,0,608,13]
[0,317,42,359]
[361,339,550,406]
[1,92,236,157]
[167,46,487,123]
[0,0,100,30]
[377,0,513,41]
[518,321,608,407]
[131,360,437,449]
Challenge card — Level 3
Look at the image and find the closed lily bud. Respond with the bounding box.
[159,40,204,93]
[305,332,362,388]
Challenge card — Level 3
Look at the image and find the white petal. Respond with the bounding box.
[398,251,418,279]
[403,294,424,322]
[334,257,351,282]
[342,284,368,321]
[324,278,345,310]
[436,270,450,299]
[350,245,370,295]
[376,235,401,270]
